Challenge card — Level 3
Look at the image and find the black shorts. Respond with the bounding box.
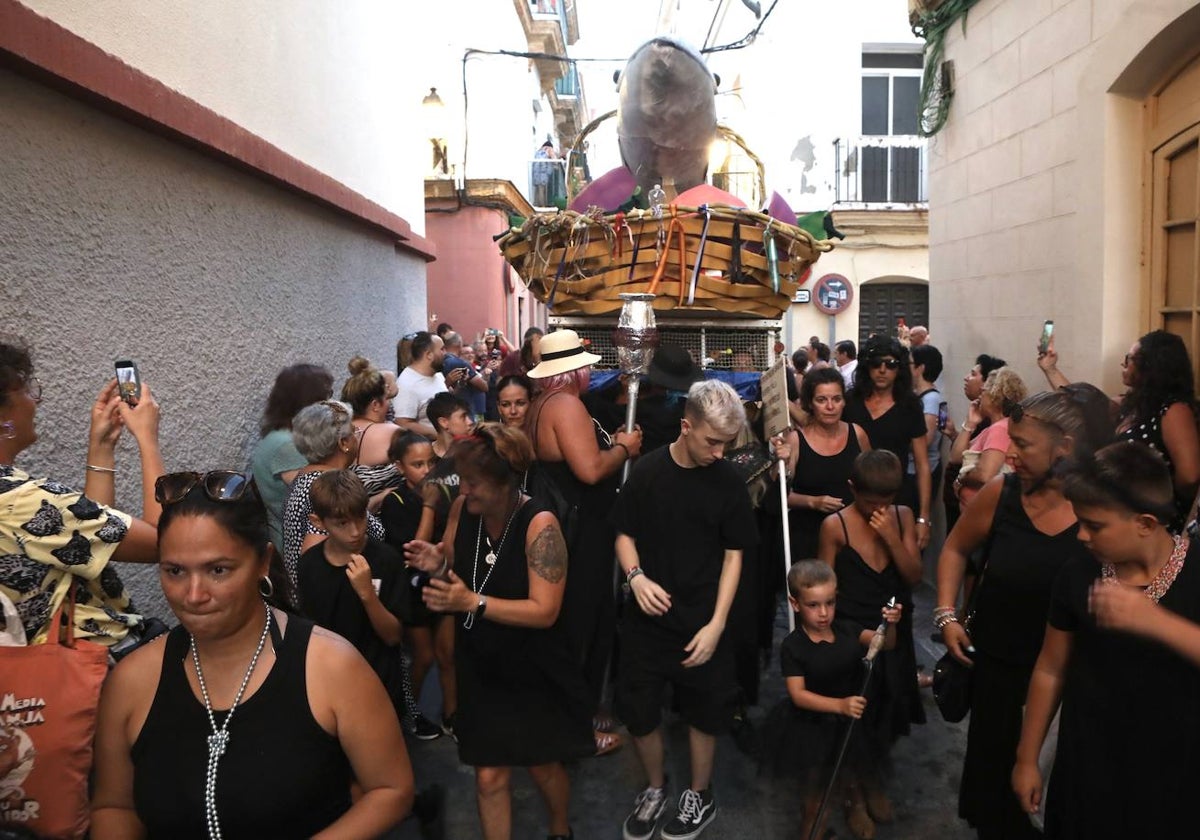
[614,617,739,737]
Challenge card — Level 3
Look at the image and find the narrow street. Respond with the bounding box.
[403,582,976,839]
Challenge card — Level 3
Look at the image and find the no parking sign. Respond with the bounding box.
[813,273,853,315]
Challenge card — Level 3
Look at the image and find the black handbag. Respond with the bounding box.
[932,478,1009,723]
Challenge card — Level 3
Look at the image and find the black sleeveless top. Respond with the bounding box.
[969,474,1085,668]
[131,617,353,839]
[788,423,863,558]
[450,497,593,767]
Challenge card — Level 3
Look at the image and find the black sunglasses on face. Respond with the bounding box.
[155,471,259,506]
[869,358,901,370]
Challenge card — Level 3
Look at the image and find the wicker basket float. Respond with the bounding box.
[497,205,834,318]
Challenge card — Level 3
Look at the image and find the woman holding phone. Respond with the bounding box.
[1038,329,1200,528]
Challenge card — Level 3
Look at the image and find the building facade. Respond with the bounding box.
[1,1,434,607]
[925,0,1200,415]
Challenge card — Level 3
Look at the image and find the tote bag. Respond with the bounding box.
[0,589,108,839]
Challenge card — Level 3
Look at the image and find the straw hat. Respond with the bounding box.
[648,344,703,392]
[526,329,601,379]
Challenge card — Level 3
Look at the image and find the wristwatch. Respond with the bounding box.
[474,594,488,620]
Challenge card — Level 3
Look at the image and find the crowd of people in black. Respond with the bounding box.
[2,319,1200,840]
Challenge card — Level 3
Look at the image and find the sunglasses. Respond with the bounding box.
[869,358,902,370]
[155,471,260,506]
[25,376,42,402]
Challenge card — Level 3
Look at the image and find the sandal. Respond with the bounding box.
[594,729,623,756]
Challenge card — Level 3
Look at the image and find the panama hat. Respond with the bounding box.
[648,344,703,392]
[526,329,601,379]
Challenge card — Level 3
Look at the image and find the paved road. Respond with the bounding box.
[401,582,977,840]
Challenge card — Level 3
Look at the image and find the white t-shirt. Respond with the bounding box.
[394,367,447,426]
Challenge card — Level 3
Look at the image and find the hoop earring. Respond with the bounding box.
[0,421,14,441]
[258,576,275,600]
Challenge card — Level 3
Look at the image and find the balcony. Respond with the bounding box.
[833,135,928,206]
[555,65,579,98]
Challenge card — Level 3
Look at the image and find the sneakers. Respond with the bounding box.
[622,783,668,840]
[441,713,457,742]
[660,788,716,840]
[403,712,442,741]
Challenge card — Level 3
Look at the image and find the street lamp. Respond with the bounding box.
[422,87,449,176]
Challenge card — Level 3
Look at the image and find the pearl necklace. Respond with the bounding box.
[190,604,272,840]
[464,496,522,630]
[1100,534,1188,604]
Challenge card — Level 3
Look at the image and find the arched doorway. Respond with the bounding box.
[858,276,928,340]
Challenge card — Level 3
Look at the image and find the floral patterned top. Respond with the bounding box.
[0,465,136,645]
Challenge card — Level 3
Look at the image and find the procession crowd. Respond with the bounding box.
[2,318,1200,840]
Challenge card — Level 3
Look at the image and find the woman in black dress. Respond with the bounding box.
[844,336,933,550]
[786,367,872,558]
[91,471,412,838]
[1013,441,1200,839]
[936,388,1110,840]
[1038,329,1200,527]
[405,423,591,840]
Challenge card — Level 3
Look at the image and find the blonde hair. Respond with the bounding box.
[787,560,836,599]
[684,379,746,436]
[340,355,386,416]
[982,366,1028,415]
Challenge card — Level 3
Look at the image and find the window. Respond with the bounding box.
[861,48,923,203]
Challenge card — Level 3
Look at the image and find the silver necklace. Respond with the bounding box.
[190,604,272,840]
[465,495,522,630]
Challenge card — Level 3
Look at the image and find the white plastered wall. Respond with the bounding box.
[929,0,1200,419]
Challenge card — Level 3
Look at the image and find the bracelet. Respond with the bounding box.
[935,613,961,630]
[614,442,630,459]
[86,464,116,474]
[962,425,976,434]
[625,566,644,583]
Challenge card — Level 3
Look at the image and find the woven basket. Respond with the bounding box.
[497,205,833,318]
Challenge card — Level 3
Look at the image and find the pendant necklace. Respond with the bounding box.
[1100,534,1188,603]
[465,495,522,630]
[190,603,272,840]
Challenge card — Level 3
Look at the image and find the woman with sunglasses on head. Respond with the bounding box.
[251,363,334,556]
[936,388,1111,840]
[91,471,414,839]
[404,424,592,840]
[844,335,934,551]
[1012,442,1200,839]
[0,339,163,653]
[281,400,385,603]
[1038,330,1200,528]
[341,355,407,509]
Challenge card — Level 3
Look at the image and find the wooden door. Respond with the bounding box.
[857,282,929,341]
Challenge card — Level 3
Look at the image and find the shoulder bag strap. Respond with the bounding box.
[962,476,1011,630]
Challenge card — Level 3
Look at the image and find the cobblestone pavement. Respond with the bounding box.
[397,582,977,840]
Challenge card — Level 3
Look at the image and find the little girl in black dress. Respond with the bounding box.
[817,450,924,828]
[762,561,901,840]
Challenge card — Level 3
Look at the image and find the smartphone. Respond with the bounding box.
[1038,320,1055,355]
[114,360,141,405]
[491,349,502,360]
[937,401,949,432]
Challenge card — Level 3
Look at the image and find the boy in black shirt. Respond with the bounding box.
[298,470,407,719]
[613,380,759,840]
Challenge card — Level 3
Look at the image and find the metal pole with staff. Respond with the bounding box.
[613,293,659,484]
[808,597,897,840]
[759,357,795,631]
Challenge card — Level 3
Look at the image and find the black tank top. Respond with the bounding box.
[131,616,352,839]
[787,423,863,558]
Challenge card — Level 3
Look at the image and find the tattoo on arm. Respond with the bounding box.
[528,523,567,584]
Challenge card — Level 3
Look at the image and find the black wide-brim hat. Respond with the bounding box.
[648,344,703,392]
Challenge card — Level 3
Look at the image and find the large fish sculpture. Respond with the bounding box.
[571,37,718,212]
